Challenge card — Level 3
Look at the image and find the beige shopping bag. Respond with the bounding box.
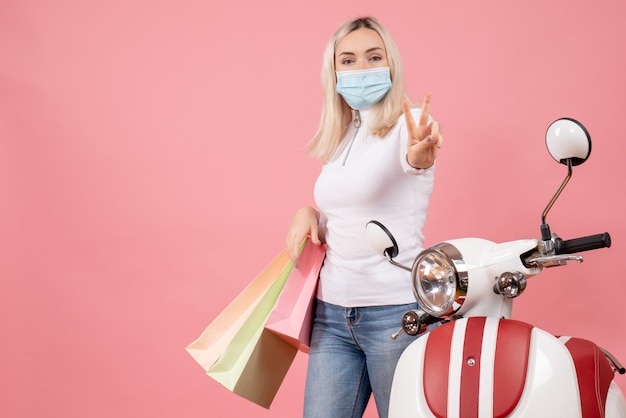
[185,249,292,371]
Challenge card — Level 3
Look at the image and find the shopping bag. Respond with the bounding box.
[265,241,326,353]
[225,329,298,408]
[206,256,296,408]
[185,249,292,371]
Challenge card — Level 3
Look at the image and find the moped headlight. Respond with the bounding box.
[411,242,467,317]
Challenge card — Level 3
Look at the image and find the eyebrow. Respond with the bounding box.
[337,47,384,56]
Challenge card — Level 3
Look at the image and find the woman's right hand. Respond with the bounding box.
[286,206,322,262]
[404,93,443,169]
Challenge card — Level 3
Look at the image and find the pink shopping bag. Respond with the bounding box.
[264,241,326,353]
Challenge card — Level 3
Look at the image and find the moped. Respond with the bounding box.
[367,118,626,417]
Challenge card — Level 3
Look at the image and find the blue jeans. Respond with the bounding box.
[303,299,420,418]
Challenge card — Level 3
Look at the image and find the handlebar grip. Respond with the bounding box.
[555,233,611,254]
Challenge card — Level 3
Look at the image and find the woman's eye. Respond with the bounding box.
[342,58,354,65]
[370,56,382,61]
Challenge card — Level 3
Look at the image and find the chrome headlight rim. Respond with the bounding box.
[411,242,468,318]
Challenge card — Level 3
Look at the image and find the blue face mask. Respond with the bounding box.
[335,67,392,110]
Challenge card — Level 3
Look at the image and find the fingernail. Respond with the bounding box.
[425,136,432,142]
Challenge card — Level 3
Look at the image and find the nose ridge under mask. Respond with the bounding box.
[336,67,392,110]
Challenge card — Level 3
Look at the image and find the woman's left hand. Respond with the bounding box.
[403,92,443,169]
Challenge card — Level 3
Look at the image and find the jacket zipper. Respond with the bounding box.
[342,110,361,166]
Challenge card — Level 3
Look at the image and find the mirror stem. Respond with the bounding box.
[385,252,412,272]
[541,159,573,240]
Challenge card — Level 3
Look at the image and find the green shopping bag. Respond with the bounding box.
[185,249,293,371]
[205,245,302,408]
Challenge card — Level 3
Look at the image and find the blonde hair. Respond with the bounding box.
[308,17,410,162]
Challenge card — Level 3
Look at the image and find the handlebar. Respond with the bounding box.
[555,232,611,254]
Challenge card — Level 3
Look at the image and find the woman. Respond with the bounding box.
[286,17,443,418]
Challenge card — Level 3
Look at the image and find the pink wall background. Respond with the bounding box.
[2,0,625,417]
